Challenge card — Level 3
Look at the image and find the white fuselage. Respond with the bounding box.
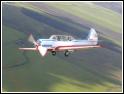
[37,39,97,51]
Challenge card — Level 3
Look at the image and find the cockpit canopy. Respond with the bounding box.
[49,35,75,41]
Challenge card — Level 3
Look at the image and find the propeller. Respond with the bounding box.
[28,34,47,57]
[38,46,47,56]
[28,34,37,45]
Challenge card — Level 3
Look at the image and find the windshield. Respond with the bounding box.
[49,35,75,41]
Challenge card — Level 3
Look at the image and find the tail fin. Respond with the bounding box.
[87,28,98,44]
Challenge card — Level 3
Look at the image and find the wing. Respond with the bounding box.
[19,46,49,57]
[19,48,37,50]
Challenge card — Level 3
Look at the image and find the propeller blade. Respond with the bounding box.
[38,46,47,57]
[27,34,48,57]
[28,34,37,45]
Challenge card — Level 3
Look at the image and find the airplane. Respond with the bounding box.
[19,28,101,57]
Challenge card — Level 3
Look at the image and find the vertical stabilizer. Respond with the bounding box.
[87,28,98,44]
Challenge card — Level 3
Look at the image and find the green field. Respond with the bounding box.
[48,2,122,33]
[2,2,122,92]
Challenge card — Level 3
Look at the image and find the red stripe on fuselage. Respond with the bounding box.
[55,45,101,51]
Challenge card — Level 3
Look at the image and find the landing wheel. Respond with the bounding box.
[52,51,56,56]
[64,50,70,57]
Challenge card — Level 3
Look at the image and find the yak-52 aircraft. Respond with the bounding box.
[19,28,101,57]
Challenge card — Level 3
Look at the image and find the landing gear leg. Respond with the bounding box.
[64,50,70,57]
[52,51,56,56]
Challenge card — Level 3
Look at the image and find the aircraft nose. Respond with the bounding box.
[37,42,41,46]
[37,40,42,45]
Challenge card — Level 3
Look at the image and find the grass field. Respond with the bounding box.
[48,2,122,33]
[2,2,122,92]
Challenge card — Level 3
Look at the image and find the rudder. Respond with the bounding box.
[87,28,98,44]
